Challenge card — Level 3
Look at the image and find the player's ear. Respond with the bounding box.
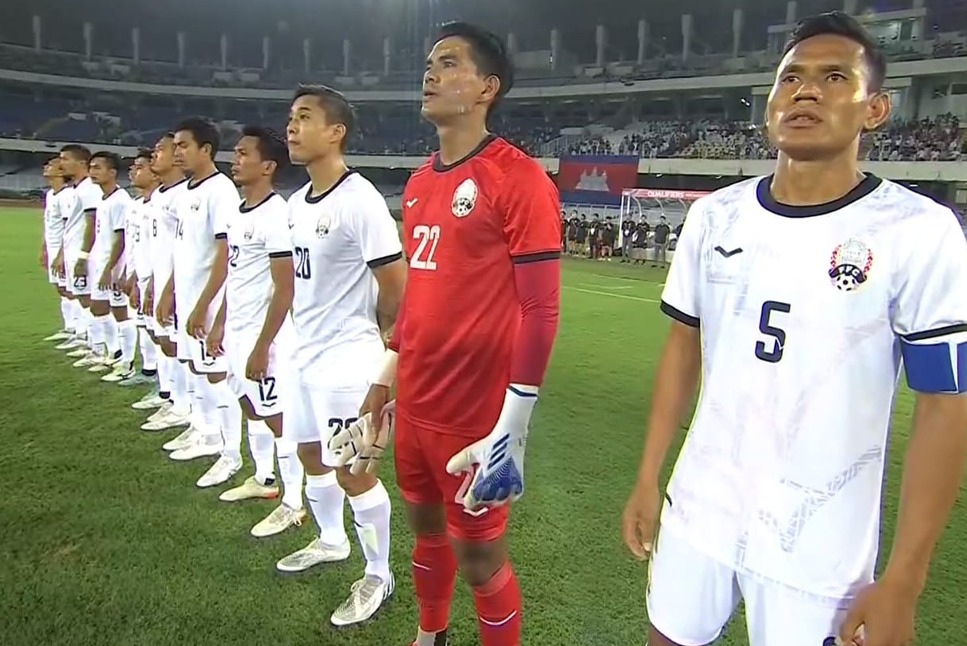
[480,73,500,105]
[863,91,891,132]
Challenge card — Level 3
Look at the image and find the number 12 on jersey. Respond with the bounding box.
[755,300,791,363]
[411,225,440,271]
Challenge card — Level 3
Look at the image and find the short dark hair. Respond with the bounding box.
[435,22,514,114]
[134,148,153,164]
[174,116,220,159]
[240,125,289,175]
[784,11,886,92]
[90,151,121,172]
[45,155,61,167]
[60,144,91,163]
[293,84,355,150]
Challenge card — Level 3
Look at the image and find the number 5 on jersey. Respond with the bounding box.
[411,224,440,271]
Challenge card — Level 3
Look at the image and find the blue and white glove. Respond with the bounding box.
[445,385,538,511]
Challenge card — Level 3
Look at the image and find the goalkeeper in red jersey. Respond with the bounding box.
[330,21,561,646]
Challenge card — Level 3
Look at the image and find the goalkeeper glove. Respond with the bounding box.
[328,401,396,476]
[445,385,538,510]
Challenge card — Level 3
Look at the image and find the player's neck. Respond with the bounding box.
[144,183,160,200]
[435,123,491,167]
[71,174,88,187]
[771,153,864,207]
[241,182,273,208]
[100,181,118,196]
[160,170,184,188]
[306,155,349,197]
[190,162,218,182]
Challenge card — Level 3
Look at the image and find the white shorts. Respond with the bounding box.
[286,380,367,467]
[89,261,127,307]
[184,334,226,373]
[646,523,850,646]
[226,333,289,418]
[65,251,91,296]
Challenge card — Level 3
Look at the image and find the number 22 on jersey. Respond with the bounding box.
[411,224,440,271]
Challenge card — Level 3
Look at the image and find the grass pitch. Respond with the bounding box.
[0,206,965,645]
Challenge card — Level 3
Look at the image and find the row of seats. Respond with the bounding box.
[1,91,962,162]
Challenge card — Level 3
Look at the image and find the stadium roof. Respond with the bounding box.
[1,0,962,66]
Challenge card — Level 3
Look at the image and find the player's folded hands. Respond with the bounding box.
[328,401,396,476]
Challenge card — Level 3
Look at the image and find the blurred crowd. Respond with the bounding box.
[563,115,965,162]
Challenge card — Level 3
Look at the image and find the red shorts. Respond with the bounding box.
[394,412,510,542]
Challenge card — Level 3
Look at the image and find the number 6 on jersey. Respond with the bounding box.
[411,224,441,271]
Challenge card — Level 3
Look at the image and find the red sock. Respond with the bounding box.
[472,562,522,646]
[412,533,457,634]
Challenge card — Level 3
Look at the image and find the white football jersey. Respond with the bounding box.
[91,187,132,274]
[172,172,238,313]
[127,193,155,279]
[43,187,68,249]
[287,172,403,386]
[659,175,967,599]
[225,193,292,335]
[149,178,188,285]
[62,177,103,252]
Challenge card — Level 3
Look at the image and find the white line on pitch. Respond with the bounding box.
[578,283,634,290]
[563,286,659,303]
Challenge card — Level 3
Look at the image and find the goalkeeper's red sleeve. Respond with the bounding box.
[387,296,406,352]
[509,257,560,386]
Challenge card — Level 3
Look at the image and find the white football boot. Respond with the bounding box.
[330,574,396,627]
[219,476,279,502]
[196,455,242,488]
[276,537,351,573]
[249,503,306,539]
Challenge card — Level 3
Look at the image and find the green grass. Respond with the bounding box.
[0,206,964,645]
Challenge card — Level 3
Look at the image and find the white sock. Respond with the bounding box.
[89,313,107,354]
[348,480,392,583]
[100,313,119,356]
[305,472,347,547]
[193,374,221,446]
[275,436,304,510]
[212,379,242,460]
[118,318,137,365]
[139,329,158,372]
[246,419,276,484]
[60,297,72,330]
[168,358,188,412]
[69,300,83,334]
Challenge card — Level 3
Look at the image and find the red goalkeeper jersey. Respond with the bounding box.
[395,136,561,436]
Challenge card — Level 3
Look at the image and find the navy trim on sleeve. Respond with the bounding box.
[367,251,403,269]
[512,250,561,264]
[268,251,293,259]
[660,300,700,328]
[214,233,228,240]
[902,323,967,343]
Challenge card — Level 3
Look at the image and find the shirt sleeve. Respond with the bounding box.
[79,184,100,213]
[112,199,127,232]
[352,186,403,268]
[211,181,238,240]
[265,198,293,257]
[659,202,704,327]
[891,208,967,394]
[498,157,561,261]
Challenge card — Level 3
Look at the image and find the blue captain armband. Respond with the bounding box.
[900,335,967,394]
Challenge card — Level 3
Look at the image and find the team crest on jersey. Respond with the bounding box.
[315,213,331,238]
[190,198,201,211]
[828,238,873,291]
[244,226,254,240]
[451,178,478,218]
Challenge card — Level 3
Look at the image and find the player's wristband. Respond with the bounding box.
[77,251,89,260]
[496,384,540,430]
[372,349,398,388]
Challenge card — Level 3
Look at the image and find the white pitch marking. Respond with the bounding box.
[563,286,659,303]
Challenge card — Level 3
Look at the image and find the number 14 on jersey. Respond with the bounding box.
[411,225,440,271]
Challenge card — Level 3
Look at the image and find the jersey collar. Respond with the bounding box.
[305,170,355,204]
[159,177,188,193]
[240,192,277,213]
[756,173,882,218]
[432,134,498,173]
